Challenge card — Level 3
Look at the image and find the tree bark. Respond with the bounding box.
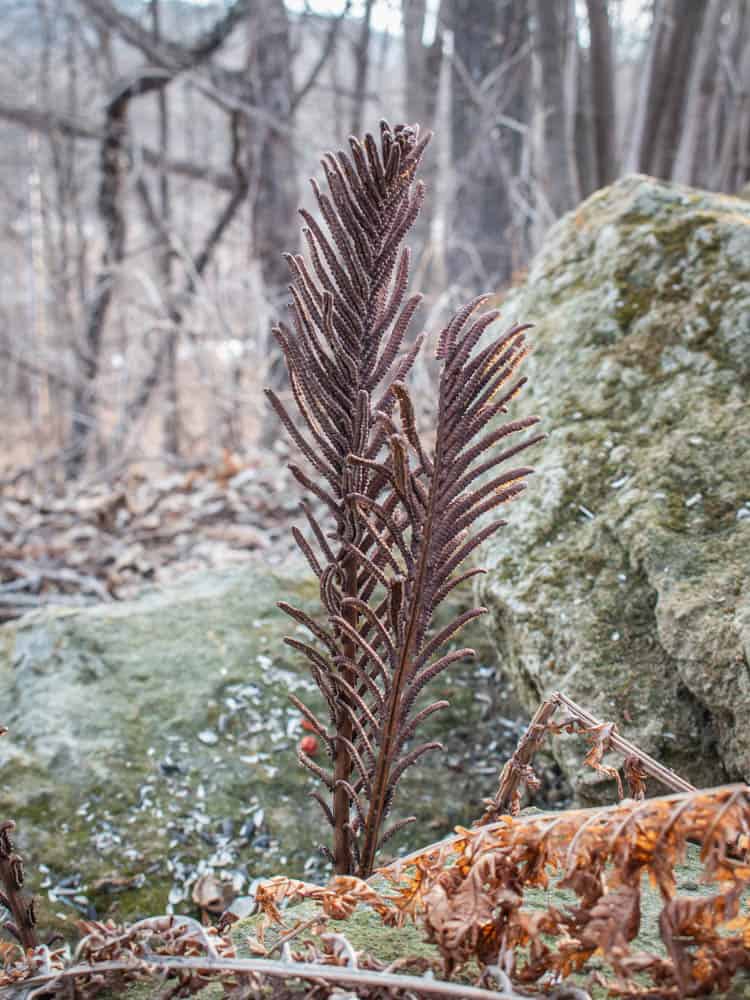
[245,0,297,295]
[672,0,723,185]
[712,8,750,191]
[627,0,710,178]
[585,0,617,188]
[150,0,180,458]
[401,0,444,286]
[574,42,596,198]
[531,0,580,218]
[351,0,374,135]
[403,0,444,129]
[449,0,531,289]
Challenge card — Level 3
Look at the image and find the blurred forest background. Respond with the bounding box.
[1,0,749,489]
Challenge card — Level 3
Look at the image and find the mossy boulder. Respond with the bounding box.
[480,174,750,799]
[0,561,508,938]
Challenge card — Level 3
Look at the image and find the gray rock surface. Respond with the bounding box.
[0,562,510,935]
[479,174,750,798]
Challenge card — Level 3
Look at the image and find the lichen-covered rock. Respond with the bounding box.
[480,174,750,798]
[0,563,507,937]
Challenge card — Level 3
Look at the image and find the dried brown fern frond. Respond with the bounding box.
[479,691,695,823]
[253,785,750,994]
[267,122,432,877]
[269,122,542,877]
[346,316,542,877]
[5,914,519,999]
[382,784,750,993]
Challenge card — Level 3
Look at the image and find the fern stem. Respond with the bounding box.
[333,554,358,874]
[357,387,447,878]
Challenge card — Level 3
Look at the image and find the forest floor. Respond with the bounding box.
[0,445,301,624]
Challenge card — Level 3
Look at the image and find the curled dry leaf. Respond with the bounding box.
[623,754,648,800]
[580,722,623,797]
[255,874,399,927]
[192,872,235,914]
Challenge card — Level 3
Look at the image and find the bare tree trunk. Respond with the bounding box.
[562,0,582,202]
[713,10,750,192]
[25,126,48,432]
[626,0,710,178]
[531,0,579,218]
[331,27,344,138]
[150,0,180,457]
[251,1,302,445]
[652,0,709,179]
[626,0,673,174]
[402,0,444,288]
[247,0,297,295]
[403,0,444,129]
[738,41,750,190]
[585,0,617,188]
[574,42,596,198]
[63,13,90,317]
[714,0,747,192]
[351,0,374,135]
[65,78,131,480]
[449,0,531,290]
[672,0,722,185]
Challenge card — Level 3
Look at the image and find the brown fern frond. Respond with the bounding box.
[249,784,749,995]
[270,122,541,876]
[377,784,750,990]
[354,311,541,876]
[269,122,432,876]
[479,691,696,824]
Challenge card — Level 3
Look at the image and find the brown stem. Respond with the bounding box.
[356,598,419,877]
[478,695,561,824]
[333,555,358,874]
[0,821,38,952]
[357,409,446,878]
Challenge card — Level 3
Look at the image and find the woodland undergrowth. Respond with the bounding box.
[1,123,748,998]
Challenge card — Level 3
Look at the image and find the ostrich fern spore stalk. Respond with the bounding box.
[268,122,543,877]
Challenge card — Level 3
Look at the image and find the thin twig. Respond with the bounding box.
[264,915,323,957]
[7,955,520,999]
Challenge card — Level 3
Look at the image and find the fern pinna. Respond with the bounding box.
[267,122,543,877]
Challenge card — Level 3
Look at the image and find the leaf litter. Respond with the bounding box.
[0,448,300,623]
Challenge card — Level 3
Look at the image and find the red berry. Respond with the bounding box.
[299,735,319,756]
[301,719,316,732]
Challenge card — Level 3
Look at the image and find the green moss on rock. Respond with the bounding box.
[0,561,515,939]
